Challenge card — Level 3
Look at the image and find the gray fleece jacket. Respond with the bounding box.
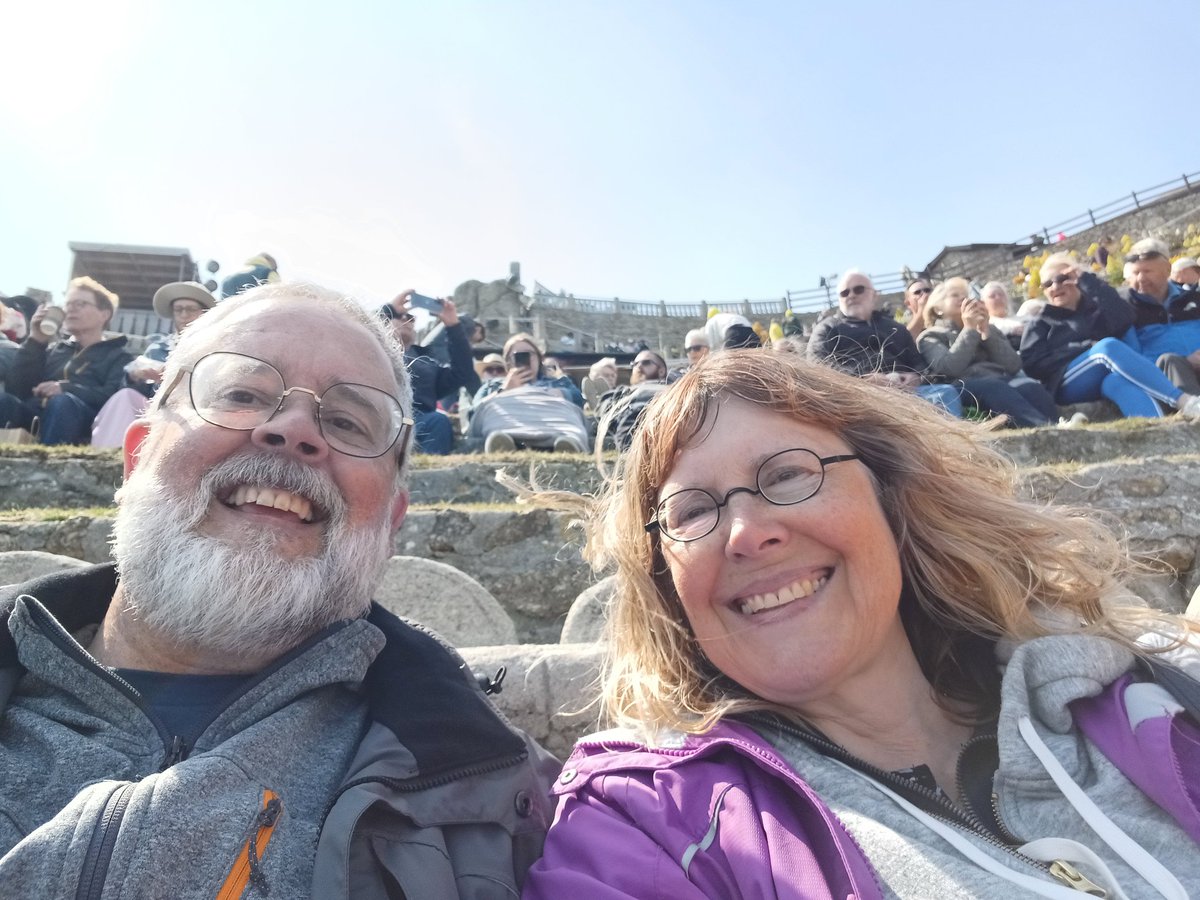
[0,564,557,899]
[762,634,1199,898]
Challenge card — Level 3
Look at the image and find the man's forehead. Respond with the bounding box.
[187,298,396,386]
[840,273,873,291]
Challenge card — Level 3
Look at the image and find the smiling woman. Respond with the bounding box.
[524,350,1200,899]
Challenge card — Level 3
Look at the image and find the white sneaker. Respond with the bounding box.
[1177,395,1200,419]
[553,435,585,453]
[484,432,517,453]
[1056,411,1089,429]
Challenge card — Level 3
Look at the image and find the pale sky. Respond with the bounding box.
[3,0,1197,307]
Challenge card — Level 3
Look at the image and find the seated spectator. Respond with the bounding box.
[476,352,506,382]
[704,313,752,353]
[807,269,962,416]
[1,297,27,343]
[581,356,618,413]
[471,333,588,452]
[668,329,709,383]
[91,281,216,447]
[0,277,132,444]
[1171,256,1200,292]
[919,278,1058,427]
[903,278,934,340]
[980,280,1029,342]
[220,252,279,298]
[1122,238,1200,394]
[380,290,476,455]
[1019,252,1200,419]
[596,350,672,450]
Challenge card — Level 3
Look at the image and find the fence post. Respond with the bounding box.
[1131,191,1140,209]
[1185,173,1192,190]
[1043,228,1051,244]
[1088,209,1096,226]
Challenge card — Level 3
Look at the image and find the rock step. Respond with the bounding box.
[3,419,1198,510]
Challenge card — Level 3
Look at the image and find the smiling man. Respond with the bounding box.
[0,283,555,898]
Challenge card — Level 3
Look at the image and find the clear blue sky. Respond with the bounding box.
[3,0,1198,306]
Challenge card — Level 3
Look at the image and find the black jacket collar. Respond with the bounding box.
[0,563,525,774]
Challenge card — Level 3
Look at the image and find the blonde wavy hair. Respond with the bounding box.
[923,277,969,328]
[581,350,1193,733]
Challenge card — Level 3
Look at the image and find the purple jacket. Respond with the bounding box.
[524,678,1200,898]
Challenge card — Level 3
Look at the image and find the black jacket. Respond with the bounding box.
[1018,273,1135,394]
[1128,286,1200,328]
[6,335,132,413]
[807,310,930,378]
[404,322,479,413]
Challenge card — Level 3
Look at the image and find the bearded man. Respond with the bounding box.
[0,283,555,898]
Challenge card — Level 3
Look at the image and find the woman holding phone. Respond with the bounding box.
[471,333,587,452]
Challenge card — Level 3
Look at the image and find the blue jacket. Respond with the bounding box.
[1124,283,1200,361]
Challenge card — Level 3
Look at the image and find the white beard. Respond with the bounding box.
[110,452,393,664]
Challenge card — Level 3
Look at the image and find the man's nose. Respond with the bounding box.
[251,390,330,460]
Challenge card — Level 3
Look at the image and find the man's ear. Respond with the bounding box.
[389,490,409,535]
[123,420,152,479]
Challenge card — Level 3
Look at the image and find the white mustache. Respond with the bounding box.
[197,452,346,526]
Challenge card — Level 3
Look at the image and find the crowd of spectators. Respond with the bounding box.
[6,229,1200,455]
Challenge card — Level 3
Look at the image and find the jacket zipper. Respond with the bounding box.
[74,782,135,900]
[23,599,190,769]
[757,716,1108,895]
[216,790,282,900]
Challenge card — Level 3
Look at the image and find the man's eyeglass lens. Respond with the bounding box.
[187,352,407,457]
[839,284,868,299]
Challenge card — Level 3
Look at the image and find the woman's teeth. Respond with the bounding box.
[738,575,827,615]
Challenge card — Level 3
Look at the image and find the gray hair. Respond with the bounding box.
[684,328,709,348]
[981,281,1011,314]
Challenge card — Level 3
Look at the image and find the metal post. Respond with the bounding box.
[1088,209,1096,226]
[1184,173,1192,190]
[1131,191,1140,209]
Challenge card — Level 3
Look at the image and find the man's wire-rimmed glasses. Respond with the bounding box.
[644,448,861,543]
[157,351,413,459]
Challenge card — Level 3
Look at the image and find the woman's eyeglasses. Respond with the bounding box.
[910,286,932,296]
[645,448,860,543]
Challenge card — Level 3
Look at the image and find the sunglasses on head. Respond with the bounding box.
[1126,251,1166,264]
[839,284,869,299]
[1043,273,1077,288]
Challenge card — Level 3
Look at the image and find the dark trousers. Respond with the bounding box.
[960,376,1058,428]
[413,408,454,455]
[0,391,96,445]
[1156,353,1200,394]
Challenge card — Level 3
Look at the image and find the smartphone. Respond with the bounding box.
[408,292,444,313]
[513,351,533,370]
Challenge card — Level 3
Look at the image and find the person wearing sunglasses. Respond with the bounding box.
[524,350,1200,899]
[904,279,934,340]
[667,328,709,383]
[807,270,962,417]
[1019,252,1200,419]
[1122,238,1200,395]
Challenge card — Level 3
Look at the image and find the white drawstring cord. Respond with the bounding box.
[1017,715,1187,900]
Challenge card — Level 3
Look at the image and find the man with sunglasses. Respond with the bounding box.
[1121,238,1200,393]
[0,283,555,898]
[808,270,962,416]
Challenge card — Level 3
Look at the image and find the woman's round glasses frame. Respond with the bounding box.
[644,448,860,543]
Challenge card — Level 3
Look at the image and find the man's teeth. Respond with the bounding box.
[228,485,314,522]
[738,576,827,615]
